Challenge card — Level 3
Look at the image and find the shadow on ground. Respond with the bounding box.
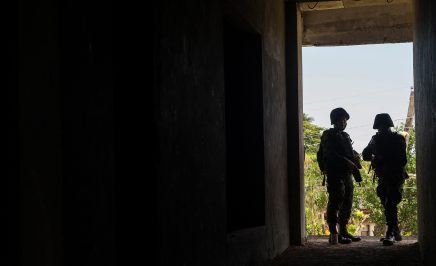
[267,236,420,266]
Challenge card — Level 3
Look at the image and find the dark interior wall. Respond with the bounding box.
[154,0,289,265]
[258,0,290,257]
[18,1,63,265]
[14,1,115,265]
[7,1,21,264]
[14,0,291,264]
[413,1,436,266]
[224,0,290,263]
[285,2,305,245]
[154,1,227,265]
[60,1,115,266]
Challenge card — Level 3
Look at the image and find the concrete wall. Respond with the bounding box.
[285,2,305,245]
[154,0,290,264]
[12,1,115,265]
[154,1,227,265]
[414,1,436,266]
[8,1,21,265]
[258,0,291,259]
[59,1,115,265]
[302,3,413,46]
[13,0,294,264]
[17,1,63,265]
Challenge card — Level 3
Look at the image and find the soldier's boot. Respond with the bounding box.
[338,234,352,244]
[330,233,351,244]
[380,225,402,242]
[393,225,402,242]
[329,233,338,245]
[339,224,361,242]
[328,223,339,245]
[382,227,395,246]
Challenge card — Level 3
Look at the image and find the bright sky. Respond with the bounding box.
[302,43,414,153]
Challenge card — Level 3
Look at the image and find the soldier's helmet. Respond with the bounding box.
[330,107,350,125]
[373,113,394,129]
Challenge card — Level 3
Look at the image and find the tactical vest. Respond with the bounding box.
[371,132,407,179]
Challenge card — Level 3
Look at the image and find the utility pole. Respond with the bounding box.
[404,86,415,145]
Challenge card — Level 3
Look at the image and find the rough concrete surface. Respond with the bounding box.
[267,236,420,266]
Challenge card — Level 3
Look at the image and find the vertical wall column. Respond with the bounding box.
[154,1,227,265]
[414,1,436,265]
[18,1,63,265]
[7,1,20,263]
[60,1,115,265]
[285,1,305,245]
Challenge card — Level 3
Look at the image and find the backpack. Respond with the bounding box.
[317,142,326,173]
[316,129,362,185]
[317,131,327,185]
[370,132,408,180]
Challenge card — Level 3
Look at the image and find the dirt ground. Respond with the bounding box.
[267,236,420,266]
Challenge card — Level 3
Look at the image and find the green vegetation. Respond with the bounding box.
[304,114,417,236]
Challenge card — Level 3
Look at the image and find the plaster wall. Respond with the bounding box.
[154,0,290,264]
[414,1,436,265]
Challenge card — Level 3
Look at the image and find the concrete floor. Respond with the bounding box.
[267,236,420,266]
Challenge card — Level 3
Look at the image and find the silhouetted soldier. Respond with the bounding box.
[362,113,407,246]
[317,107,362,244]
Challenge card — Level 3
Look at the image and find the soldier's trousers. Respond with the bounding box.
[326,172,354,233]
[377,177,404,228]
